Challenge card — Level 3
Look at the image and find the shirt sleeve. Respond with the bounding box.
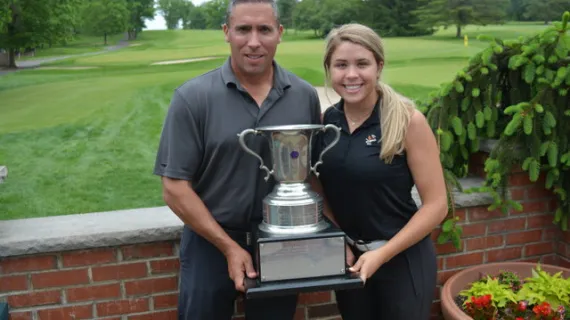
[153,89,203,181]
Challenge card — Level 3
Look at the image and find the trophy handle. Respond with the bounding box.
[237,129,274,181]
[311,124,341,177]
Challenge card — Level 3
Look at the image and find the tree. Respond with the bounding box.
[126,0,155,40]
[157,0,188,30]
[0,0,81,68]
[82,0,129,45]
[277,0,296,30]
[412,0,510,38]
[202,0,228,29]
[522,0,570,24]
[185,5,208,29]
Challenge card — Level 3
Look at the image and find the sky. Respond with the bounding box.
[144,0,208,30]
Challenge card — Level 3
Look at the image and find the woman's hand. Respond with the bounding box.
[348,248,387,284]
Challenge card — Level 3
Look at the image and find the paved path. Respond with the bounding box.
[0,41,130,76]
[315,86,340,112]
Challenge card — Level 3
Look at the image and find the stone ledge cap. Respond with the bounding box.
[0,177,491,258]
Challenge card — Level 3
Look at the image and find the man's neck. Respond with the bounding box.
[232,62,274,89]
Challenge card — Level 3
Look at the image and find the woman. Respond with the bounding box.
[312,23,448,319]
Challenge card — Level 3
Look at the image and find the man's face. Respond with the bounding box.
[223,3,283,77]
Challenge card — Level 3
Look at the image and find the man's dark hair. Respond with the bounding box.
[225,0,280,26]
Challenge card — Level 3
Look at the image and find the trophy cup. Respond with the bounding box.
[237,124,364,299]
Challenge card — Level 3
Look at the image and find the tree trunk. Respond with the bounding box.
[456,25,462,38]
[8,48,16,69]
[104,32,107,45]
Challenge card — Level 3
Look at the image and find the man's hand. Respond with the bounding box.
[225,245,257,292]
[345,244,355,266]
[348,249,386,284]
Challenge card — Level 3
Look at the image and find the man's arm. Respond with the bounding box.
[162,178,239,256]
[154,90,256,291]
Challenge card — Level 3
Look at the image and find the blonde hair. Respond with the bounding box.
[323,23,414,163]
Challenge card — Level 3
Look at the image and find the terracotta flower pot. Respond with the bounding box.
[440,262,570,320]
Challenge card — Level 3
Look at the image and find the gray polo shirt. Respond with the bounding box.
[154,57,322,230]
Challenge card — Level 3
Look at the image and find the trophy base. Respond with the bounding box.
[244,272,363,299]
[244,221,365,299]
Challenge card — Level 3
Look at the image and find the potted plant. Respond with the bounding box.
[441,262,570,320]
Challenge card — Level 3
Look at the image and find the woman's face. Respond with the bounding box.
[329,41,382,107]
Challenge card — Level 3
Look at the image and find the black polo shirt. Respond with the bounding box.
[154,57,321,230]
[315,98,418,241]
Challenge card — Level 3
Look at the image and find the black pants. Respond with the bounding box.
[177,226,298,320]
[335,236,437,320]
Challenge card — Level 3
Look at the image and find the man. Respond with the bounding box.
[153,0,322,319]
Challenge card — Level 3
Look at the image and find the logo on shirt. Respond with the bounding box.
[365,134,377,146]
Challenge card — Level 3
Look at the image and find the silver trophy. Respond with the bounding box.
[237,124,363,298]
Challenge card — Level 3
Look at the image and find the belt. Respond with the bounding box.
[223,228,252,245]
[346,236,388,252]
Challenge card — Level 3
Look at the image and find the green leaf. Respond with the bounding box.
[442,219,454,232]
[505,113,522,135]
[523,63,536,84]
[454,81,464,93]
[540,142,550,156]
[437,231,450,244]
[524,115,533,135]
[475,111,485,128]
[472,88,480,97]
[483,106,492,120]
[548,142,558,167]
[481,67,489,75]
[441,131,452,151]
[467,122,476,140]
[529,159,540,182]
[554,208,563,223]
[451,116,463,135]
[461,98,470,111]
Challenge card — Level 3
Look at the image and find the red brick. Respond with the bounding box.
[516,200,549,214]
[435,242,462,255]
[437,257,444,270]
[527,214,554,228]
[431,301,442,318]
[465,235,503,251]
[468,207,504,221]
[526,186,555,199]
[0,275,28,292]
[92,262,147,282]
[61,248,116,267]
[96,298,149,316]
[149,258,179,274]
[31,269,89,289]
[153,293,178,309]
[559,257,570,269]
[66,283,121,302]
[510,188,526,200]
[542,254,559,265]
[125,276,178,296]
[506,230,543,245]
[548,199,559,211]
[8,312,32,320]
[487,247,523,262]
[461,222,487,237]
[37,305,92,320]
[488,218,526,234]
[542,227,559,241]
[509,173,536,186]
[294,307,306,320]
[298,291,332,305]
[307,303,339,318]
[128,310,177,320]
[0,255,56,274]
[121,242,174,260]
[7,290,61,308]
[525,242,554,256]
[437,270,460,285]
[453,209,467,221]
[445,252,484,268]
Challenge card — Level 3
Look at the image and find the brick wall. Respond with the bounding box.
[0,241,343,320]
[1,150,567,320]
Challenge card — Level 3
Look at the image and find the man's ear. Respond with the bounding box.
[278,24,284,43]
[223,23,230,42]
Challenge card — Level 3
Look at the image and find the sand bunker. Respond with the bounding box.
[150,56,219,65]
[38,66,99,70]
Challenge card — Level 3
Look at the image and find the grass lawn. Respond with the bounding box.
[0,23,548,220]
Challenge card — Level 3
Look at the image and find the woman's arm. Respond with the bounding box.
[349,108,448,280]
[376,108,448,262]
